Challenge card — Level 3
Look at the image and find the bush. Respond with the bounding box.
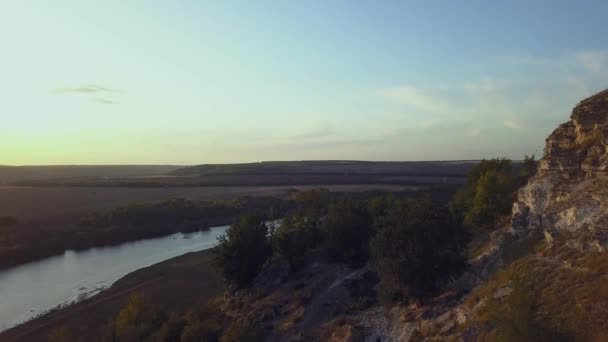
[214,214,272,287]
[323,201,373,264]
[366,194,397,218]
[181,319,223,342]
[220,321,264,342]
[154,314,187,342]
[114,294,168,341]
[180,301,224,342]
[290,188,331,222]
[450,158,513,231]
[272,214,321,270]
[468,249,608,341]
[463,169,512,228]
[488,278,559,342]
[371,199,469,301]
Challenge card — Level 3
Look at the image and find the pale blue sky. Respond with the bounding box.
[1,1,607,165]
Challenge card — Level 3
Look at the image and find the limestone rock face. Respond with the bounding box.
[539,89,608,176]
[513,89,608,249]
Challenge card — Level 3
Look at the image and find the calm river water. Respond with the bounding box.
[0,225,228,331]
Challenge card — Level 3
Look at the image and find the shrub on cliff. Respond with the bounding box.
[272,214,322,270]
[371,199,469,301]
[290,188,331,222]
[113,294,168,341]
[464,169,513,227]
[515,154,537,187]
[323,200,374,264]
[450,158,513,231]
[487,277,558,342]
[220,321,264,342]
[214,214,272,287]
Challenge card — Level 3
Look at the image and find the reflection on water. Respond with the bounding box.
[0,225,228,331]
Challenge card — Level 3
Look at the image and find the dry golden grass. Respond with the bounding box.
[465,238,608,340]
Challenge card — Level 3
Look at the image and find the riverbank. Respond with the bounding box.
[0,249,223,342]
[0,184,416,271]
[0,196,291,271]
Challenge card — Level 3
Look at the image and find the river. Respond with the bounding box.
[0,225,228,332]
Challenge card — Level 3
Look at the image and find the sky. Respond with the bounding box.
[1,1,608,165]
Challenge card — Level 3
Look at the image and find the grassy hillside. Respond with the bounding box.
[171,160,477,177]
[7,161,483,187]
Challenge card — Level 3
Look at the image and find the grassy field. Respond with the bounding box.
[0,165,181,183]
[6,161,476,187]
[0,249,222,342]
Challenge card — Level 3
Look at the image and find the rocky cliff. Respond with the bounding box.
[513,89,608,251]
[373,89,608,341]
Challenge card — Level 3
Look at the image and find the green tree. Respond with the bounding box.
[371,199,469,301]
[272,214,321,270]
[290,188,331,221]
[464,169,512,228]
[366,194,397,218]
[450,158,514,231]
[323,201,373,264]
[214,214,272,287]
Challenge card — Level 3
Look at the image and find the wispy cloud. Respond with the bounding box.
[392,119,474,136]
[54,84,115,94]
[375,54,606,154]
[54,84,119,105]
[381,86,450,114]
[94,97,116,105]
[503,120,523,130]
[573,51,607,73]
[287,124,334,140]
[464,77,501,94]
[511,50,608,74]
[509,55,562,67]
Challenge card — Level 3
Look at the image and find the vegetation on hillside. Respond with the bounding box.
[35,157,546,341]
[272,213,321,270]
[113,294,168,341]
[111,295,226,342]
[323,200,374,264]
[214,189,474,300]
[450,157,536,233]
[465,242,608,341]
[213,214,272,288]
[371,198,470,301]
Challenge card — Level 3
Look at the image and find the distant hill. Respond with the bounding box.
[0,165,182,183]
[4,161,522,187]
[171,160,480,177]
